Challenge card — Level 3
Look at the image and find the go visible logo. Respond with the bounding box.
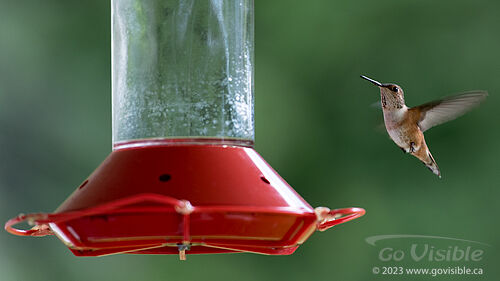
[365,234,490,262]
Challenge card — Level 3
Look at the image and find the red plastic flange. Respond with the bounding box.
[4,143,366,257]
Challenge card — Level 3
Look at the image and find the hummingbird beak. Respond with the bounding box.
[360,75,383,87]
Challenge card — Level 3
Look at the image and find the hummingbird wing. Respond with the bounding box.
[368,101,386,133]
[413,91,487,132]
[370,101,382,109]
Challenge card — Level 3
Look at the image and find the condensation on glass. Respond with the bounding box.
[112,0,254,147]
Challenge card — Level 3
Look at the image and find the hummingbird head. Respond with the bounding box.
[360,75,405,109]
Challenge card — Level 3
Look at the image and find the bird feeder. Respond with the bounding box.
[5,0,365,260]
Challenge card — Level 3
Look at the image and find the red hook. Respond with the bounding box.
[315,207,366,232]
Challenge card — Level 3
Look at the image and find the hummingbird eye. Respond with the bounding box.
[392,86,398,92]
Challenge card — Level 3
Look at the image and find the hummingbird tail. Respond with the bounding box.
[425,152,441,178]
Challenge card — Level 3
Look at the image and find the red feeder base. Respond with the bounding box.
[5,140,365,259]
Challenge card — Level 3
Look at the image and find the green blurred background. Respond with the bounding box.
[1,0,499,280]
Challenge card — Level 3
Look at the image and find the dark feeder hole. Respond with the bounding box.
[78,180,89,190]
[260,176,270,184]
[159,174,171,182]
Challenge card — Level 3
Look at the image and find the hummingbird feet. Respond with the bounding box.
[399,142,416,154]
[409,142,416,153]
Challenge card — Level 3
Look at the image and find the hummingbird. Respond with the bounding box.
[360,75,487,178]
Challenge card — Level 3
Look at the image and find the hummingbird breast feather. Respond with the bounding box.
[384,108,422,152]
[387,127,419,152]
